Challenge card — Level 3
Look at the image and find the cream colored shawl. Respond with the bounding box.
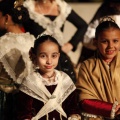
[0,32,35,84]
[77,51,120,104]
[20,70,76,120]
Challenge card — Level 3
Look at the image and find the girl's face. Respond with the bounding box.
[36,40,60,74]
[95,28,120,61]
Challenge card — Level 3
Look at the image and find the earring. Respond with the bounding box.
[5,22,8,29]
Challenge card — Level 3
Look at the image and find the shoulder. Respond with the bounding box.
[80,56,97,70]
[55,69,70,77]
[0,32,35,52]
[55,69,73,81]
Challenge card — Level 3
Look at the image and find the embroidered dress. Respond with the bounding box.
[16,70,80,120]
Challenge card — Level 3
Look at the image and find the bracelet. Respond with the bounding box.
[110,101,118,119]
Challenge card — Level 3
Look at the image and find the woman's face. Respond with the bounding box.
[95,28,120,61]
[0,11,6,30]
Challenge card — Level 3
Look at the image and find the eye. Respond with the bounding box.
[39,54,46,58]
[101,39,108,43]
[113,39,118,43]
[52,53,59,58]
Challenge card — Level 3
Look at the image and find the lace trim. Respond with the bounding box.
[23,0,72,45]
[81,112,97,118]
[0,32,35,84]
[20,70,75,103]
[36,70,59,86]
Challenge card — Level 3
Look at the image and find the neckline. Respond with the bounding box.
[36,1,56,15]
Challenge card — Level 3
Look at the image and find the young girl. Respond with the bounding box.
[77,17,120,120]
[22,0,88,83]
[15,35,81,120]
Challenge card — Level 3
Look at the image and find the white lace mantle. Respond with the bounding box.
[23,0,72,46]
[0,32,35,84]
[20,70,76,119]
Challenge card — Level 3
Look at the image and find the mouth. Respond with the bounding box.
[45,66,52,69]
[106,50,114,55]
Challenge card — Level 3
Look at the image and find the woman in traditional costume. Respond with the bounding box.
[0,0,35,119]
[16,35,81,120]
[22,0,88,82]
[77,17,120,120]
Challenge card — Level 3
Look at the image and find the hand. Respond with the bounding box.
[0,85,17,93]
[61,43,73,54]
[116,104,120,115]
[68,114,81,120]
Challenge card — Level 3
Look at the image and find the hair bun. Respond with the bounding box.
[12,5,29,24]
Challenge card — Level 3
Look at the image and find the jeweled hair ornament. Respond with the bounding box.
[100,16,115,23]
[14,0,24,20]
[14,0,24,8]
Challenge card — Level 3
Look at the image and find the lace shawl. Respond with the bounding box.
[0,32,35,84]
[20,70,76,119]
[23,0,72,46]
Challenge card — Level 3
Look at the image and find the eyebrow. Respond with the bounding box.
[38,52,59,55]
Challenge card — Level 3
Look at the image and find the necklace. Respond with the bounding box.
[43,72,55,82]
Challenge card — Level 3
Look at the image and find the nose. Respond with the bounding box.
[46,57,52,64]
[108,41,113,48]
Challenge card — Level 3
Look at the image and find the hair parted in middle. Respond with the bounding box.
[33,34,61,54]
[95,16,120,40]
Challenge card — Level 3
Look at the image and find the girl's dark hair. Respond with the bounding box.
[33,34,61,54]
[0,0,29,24]
[95,17,120,40]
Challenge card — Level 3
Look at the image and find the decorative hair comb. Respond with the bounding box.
[14,0,24,20]
[14,0,24,8]
[100,16,115,23]
[37,33,52,39]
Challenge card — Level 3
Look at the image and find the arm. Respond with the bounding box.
[80,99,120,119]
[65,10,88,51]
[80,99,112,118]
[16,91,33,120]
[64,89,81,119]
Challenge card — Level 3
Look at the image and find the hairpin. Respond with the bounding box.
[14,0,24,8]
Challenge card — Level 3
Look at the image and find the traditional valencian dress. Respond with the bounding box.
[23,0,88,82]
[16,69,80,120]
[0,32,35,120]
[77,51,120,120]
